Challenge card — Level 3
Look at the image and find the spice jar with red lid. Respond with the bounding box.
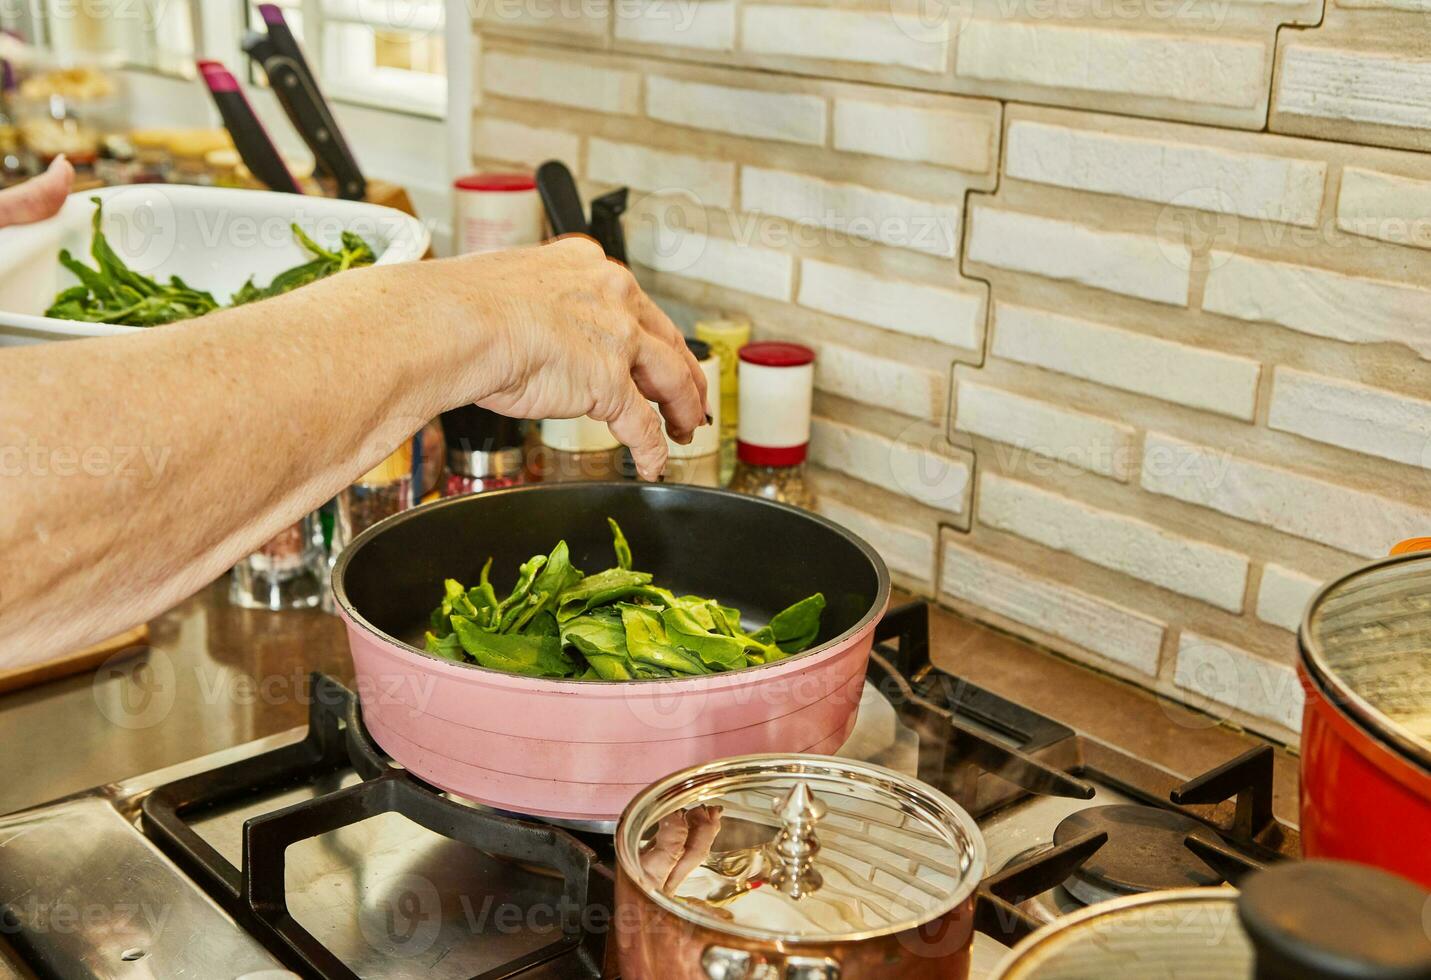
[727,341,816,508]
[453,172,544,254]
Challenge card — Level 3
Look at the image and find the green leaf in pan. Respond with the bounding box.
[619,604,708,675]
[608,517,633,571]
[467,558,500,622]
[660,606,746,672]
[425,519,825,681]
[496,553,547,623]
[562,614,637,680]
[424,630,465,663]
[523,610,560,638]
[451,615,574,677]
[554,567,654,621]
[763,593,827,654]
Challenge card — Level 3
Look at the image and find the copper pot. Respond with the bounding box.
[612,754,986,979]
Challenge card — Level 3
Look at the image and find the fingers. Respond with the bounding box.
[639,810,691,890]
[0,155,72,228]
[635,290,710,419]
[598,381,668,482]
[663,805,723,894]
[632,329,705,446]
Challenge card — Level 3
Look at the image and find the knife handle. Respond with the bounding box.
[197,61,302,195]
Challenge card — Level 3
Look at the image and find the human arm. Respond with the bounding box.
[0,235,706,665]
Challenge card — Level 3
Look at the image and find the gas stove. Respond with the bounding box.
[0,602,1299,979]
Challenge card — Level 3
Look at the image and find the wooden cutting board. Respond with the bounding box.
[0,624,149,694]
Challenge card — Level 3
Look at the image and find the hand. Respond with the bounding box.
[441,236,709,481]
[639,804,723,895]
[0,155,73,228]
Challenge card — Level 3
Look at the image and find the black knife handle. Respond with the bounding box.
[535,160,588,238]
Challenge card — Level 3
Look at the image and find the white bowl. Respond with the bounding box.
[0,184,430,346]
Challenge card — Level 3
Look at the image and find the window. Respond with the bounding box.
[245,0,446,117]
[4,0,446,118]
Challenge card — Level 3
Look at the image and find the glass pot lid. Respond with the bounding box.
[1302,551,1431,768]
[614,753,986,944]
[991,889,1249,979]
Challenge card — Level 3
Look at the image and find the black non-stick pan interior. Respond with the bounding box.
[335,482,888,656]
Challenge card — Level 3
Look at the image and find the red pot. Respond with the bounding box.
[1298,547,1431,887]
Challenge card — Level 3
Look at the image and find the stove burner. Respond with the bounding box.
[1053,804,1224,905]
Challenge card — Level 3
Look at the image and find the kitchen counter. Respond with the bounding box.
[0,578,353,815]
[0,582,1299,823]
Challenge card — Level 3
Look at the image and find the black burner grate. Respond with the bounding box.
[141,673,609,980]
[131,600,1291,978]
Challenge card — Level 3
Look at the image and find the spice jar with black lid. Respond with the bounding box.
[727,341,816,508]
[440,404,526,496]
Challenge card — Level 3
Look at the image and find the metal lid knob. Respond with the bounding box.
[769,782,826,899]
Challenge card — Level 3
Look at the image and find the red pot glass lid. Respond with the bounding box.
[1303,552,1431,766]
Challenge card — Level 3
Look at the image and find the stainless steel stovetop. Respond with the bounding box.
[0,602,1298,979]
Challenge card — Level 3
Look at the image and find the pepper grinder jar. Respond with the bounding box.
[727,341,816,508]
[441,404,525,496]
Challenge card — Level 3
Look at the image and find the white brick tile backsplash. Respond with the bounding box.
[481,51,639,115]
[967,208,1191,305]
[811,418,972,515]
[627,224,794,300]
[476,0,608,37]
[472,116,581,168]
[991,303,1261,420]
[1140,432,1431,558]
[615,0,735,50]
[979,473,1251,611]
[586,139,735,207]
[797,259,983,350]
[955,381,1136,481]
[832,99,993,172]
[1256,563,1323,632]
[941,542,1164,675]
[741,7,951,73]
[1335,167,1431,249]
[817,498,936,582]
[955,21,1267,109]
[814,343,943,419]
[741,168,961,257]
[1005,120,1325,227]
[1337,0,1431,8]
[1276,45,1431,129]
[1175,632,1304,732]
[1203,252,1431,360]
[1268,368,1431,469]
[646,77,827,146]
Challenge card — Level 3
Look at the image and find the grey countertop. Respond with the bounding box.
[0,582,1299,823]
[0,578,354,815]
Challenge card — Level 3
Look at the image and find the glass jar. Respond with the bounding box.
[229,511,328,610]
[535,416,622,482]
[728,461,815,508]
[695,315,751,485]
